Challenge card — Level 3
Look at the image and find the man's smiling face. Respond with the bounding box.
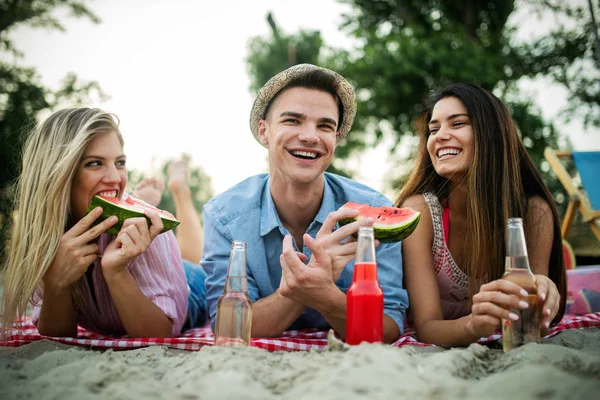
[258,86,339,186]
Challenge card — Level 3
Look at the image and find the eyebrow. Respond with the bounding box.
[279,111,338,127]
[318,117,338,127]
[279,111,306,120]
[81,154,126,161]
[428,113,469,125]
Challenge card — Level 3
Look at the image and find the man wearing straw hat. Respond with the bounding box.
[201,64,407,343]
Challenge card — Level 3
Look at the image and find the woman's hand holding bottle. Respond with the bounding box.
[467,279,530,338]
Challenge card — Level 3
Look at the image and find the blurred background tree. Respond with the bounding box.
[246,0,600,257]
[127,154,214,228]
[0,0,107,263]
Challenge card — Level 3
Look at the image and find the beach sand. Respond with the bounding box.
[1,328,599,400]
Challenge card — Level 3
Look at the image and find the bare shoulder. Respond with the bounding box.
[527,195,554,233]
[527,195,553,220]
[399,194,429,214]
[399,194,433,244]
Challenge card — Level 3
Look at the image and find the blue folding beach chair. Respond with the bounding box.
[545,149,600,242]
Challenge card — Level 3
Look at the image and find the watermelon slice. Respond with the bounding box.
[338,202,421,243]
[86,194,180,235]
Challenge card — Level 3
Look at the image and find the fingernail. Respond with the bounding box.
[366,217,373,224]
[520,289,528,297]
[541,293,546,301]
[509,313,519,321]
[95,207,103,214]
[545,321,550,328]
[519,301,529,308]
[110,216,118,223]
[546,308,551,315]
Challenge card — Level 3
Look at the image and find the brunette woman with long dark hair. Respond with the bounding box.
[396,83,566,346]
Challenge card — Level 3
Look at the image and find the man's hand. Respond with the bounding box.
[313,208,378,282]
[279,234,339,308]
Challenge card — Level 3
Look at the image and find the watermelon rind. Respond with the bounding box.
[86,195,180,235]
[338,205,421,243]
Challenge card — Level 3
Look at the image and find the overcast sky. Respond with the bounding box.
[8,0,600,197]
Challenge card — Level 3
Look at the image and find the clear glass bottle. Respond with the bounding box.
[346,226,384,345]
[501,218,541,351]
[214,241,252,346]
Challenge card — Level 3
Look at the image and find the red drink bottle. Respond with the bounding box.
[346,226,384,345]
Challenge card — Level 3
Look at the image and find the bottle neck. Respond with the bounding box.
[225,276,248,293]
[505,218,532,272]
[352,262,378,282]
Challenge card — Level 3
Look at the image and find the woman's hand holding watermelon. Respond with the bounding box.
[101,209,163,278]
[315,208,377,282]
[44,207,118,292]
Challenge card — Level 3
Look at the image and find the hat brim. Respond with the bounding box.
[249,64,356,147]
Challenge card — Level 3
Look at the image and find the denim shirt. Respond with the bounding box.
[201,172,408,333]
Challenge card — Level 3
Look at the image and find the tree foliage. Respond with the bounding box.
[246,0,599,212]
[0,0,105,261]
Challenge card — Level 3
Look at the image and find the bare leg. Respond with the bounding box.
[168,159,204,264]
[133,177,164,207]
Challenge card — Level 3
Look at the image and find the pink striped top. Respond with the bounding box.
[31,230,189,337]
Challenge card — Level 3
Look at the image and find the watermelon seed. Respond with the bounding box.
[394,210,398,214]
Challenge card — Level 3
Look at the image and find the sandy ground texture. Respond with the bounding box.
[1,328,599,400]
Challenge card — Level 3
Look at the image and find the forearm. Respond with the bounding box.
[37,287,77,337]
[251,290,306,337]
[315,287,347,337]
[416,315,481,347]
[382,316,401,344]
[104,270,173,338]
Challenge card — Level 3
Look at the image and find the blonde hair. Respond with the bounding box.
[1,108,123,330]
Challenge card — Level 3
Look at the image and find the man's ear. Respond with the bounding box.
[258,120,269,146]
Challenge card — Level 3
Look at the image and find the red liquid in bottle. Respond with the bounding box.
[346,261,384,345]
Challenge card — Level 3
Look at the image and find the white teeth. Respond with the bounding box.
[98,191,117,197]
[291,150,318,159]
[437,149,461,158]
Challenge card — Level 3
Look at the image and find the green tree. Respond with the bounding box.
[515,0,600,128]
[245,13,352,177]
[0,0,106,261]
[246,1,599,208]
[127,154,213,224]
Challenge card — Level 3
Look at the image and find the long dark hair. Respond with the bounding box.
[396,83,566,323]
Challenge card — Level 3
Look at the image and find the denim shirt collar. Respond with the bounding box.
[259,175,335,237]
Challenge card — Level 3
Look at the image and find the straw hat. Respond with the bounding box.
[249,63,357,147]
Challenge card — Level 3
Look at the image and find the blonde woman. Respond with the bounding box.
[1,108,206,338]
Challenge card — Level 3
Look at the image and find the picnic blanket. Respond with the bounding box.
[2,313,599,352]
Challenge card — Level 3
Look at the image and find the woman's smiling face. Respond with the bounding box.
[70,131,127,222]
[426,96,474,180]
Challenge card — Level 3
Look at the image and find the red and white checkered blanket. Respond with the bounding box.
[2,313,599,352]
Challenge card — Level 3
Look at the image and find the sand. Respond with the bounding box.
[1,328,599,400]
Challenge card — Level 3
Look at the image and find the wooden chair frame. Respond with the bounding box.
[544,148,600,242]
